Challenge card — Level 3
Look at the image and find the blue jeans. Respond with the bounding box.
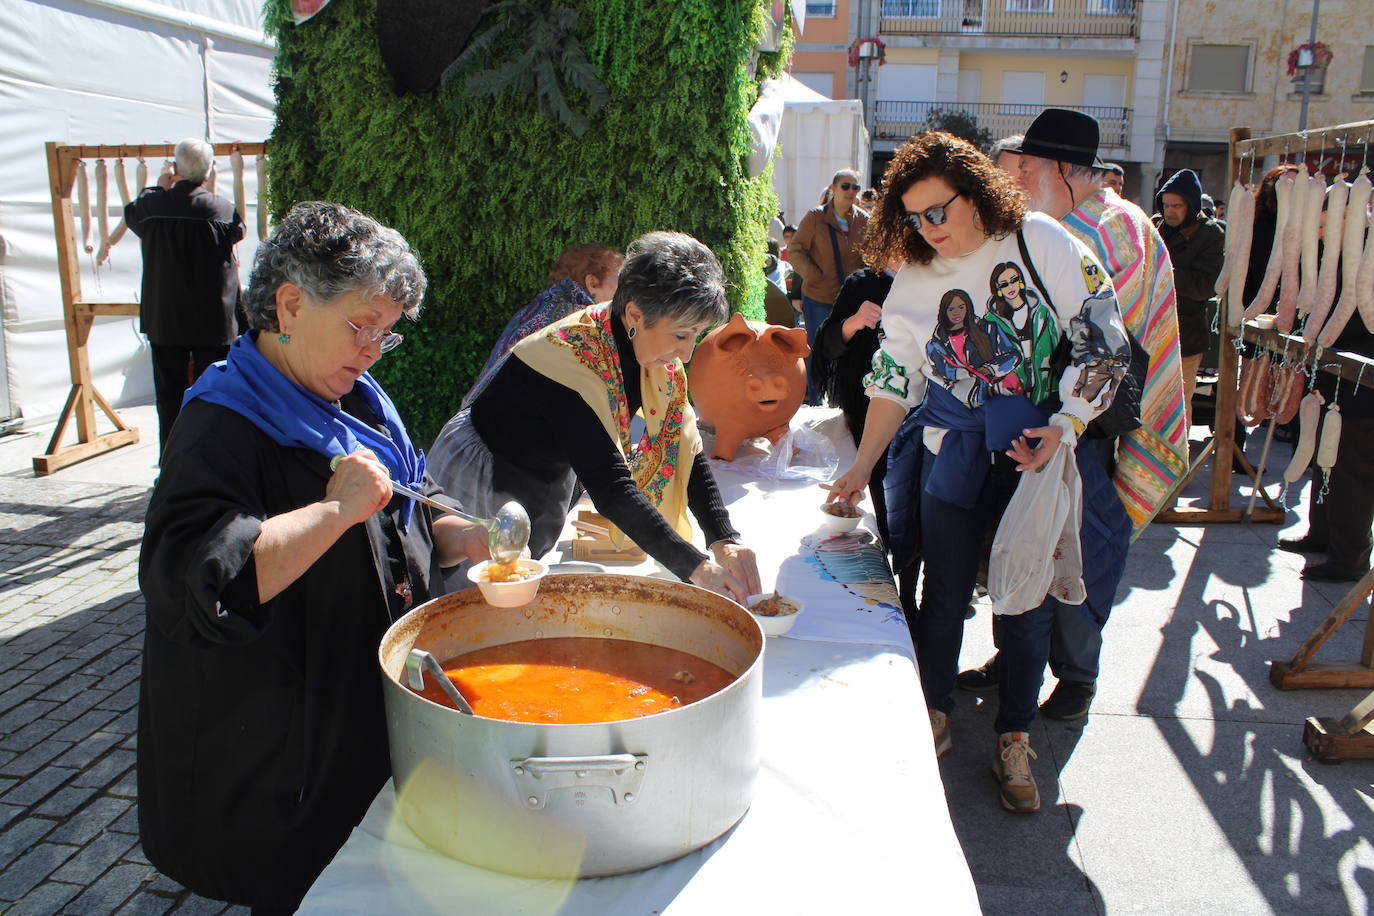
[989,599,1102,684]
[916,444,1060,734]
[801,295,832,404]
[916,446,1017,718]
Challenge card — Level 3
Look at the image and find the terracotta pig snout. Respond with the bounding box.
[688,312,810,461]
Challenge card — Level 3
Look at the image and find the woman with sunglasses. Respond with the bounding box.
[788,168,870,403]
[137,202,493,911]
[828,132,1131,814]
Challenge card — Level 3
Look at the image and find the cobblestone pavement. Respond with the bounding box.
[0,476,247,915]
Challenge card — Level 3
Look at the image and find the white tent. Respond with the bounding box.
[772,74,870,228]
[0,0,275,427]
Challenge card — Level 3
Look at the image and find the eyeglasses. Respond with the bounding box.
[838,182,861,191]
[903,191,962,231]
[341,315,404,353]
[996,278,1024,292]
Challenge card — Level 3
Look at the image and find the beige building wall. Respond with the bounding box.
[1167,0,1374,143]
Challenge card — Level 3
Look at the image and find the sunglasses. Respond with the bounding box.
[838,182,861,191]
[903,191,962,231]
[996,277,1024,292]
[341,314,405,353]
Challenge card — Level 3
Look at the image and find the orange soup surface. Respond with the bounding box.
[413,637,737,723]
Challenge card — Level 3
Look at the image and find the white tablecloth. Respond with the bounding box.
[300,410,981,915]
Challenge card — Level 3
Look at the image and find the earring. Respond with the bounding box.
[278,332,291,344]
[628,326,637,339]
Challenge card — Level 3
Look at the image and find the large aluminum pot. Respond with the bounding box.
[378,573,764,878]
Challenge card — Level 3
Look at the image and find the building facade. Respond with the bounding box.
[791,0,1170,201]
[1162,1,1374,197]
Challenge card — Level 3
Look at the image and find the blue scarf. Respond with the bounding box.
[184,332,426,529]
[914,385,1051,509]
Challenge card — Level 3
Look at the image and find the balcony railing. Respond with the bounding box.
[872,101,1132,149]
[879,0,1137,39]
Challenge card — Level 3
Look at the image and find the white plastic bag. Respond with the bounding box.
[713,419,840,482]
[987,441,1086,615]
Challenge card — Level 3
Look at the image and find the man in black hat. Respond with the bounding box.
[1153,168,1225,433]
[957,108,1188,724]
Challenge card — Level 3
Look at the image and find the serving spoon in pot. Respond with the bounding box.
[406,648,475,715]
[328,456,530,564]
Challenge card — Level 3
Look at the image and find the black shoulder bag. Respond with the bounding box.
[1015,229,1148,440]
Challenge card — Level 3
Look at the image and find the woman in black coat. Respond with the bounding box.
[138,203,490,912]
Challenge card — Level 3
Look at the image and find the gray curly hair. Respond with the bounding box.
[608,231,727,329]
[242,201,427,331]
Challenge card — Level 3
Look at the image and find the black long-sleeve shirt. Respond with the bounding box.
[125,180,243,347]
[470,312,737,579]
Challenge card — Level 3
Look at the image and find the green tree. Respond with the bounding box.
[926,107,992,151]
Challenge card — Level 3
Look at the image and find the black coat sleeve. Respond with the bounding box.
[140,406,281,647]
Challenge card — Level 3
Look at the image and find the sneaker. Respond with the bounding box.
[929,709,953,759]
[956,655,1000,693]
[1039,679,1096,721]
[991,732,1040,813]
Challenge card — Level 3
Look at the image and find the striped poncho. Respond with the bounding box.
[1062,189,1188,534]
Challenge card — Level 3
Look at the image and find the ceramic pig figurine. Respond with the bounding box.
[688,312,810,460]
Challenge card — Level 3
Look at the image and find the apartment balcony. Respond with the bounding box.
[872,100,1132,150]
[879,0,1137,39]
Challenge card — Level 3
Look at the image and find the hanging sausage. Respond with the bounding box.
[1302,175,1349,344]
[1246,170,1295,319]
[1318,170,1372,346]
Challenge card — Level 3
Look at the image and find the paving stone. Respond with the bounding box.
[34,782,103,817]
[0,802,23,830]
[146,874,181,894]
[97,681,140,712]
[53,730,123,768]
[115,890,177,915]
[46,685,113,722]
[5,880,83,916]
[0,815,58,869]
[65,861,153,913]
[171,894,230,914]
[124,842,151,865]
[0,842,80,901]
[36,673,101,703]
[50,707,118,744]
[0,766,75,807]
[25,655,91,688]
[85,648,140,677]
[73,748,135,789]
[109,804,140,834]
[45,795,131,845]
[50,830,138,884]
[0,699,59,734]
[107,766,137,799]
[0,719,66,755]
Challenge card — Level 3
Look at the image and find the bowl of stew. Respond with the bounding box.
[467,558,547,607]
[819,501,862,534]
[746,592,803,636]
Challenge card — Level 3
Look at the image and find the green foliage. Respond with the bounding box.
[927,107,992,151]
[442,3,607,137]
[263,0,790,444]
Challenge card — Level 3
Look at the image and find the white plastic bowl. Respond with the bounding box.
[745,593,803,637]
[818,504,861,535]
[467,559,548,607]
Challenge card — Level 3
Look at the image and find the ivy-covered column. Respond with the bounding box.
[265,0,790,443]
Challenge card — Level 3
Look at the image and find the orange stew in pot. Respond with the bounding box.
[411,637,736,723]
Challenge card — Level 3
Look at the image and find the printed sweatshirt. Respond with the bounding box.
[864,212,1131,453]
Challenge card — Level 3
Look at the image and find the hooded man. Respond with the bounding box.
[1153,168,1225,430]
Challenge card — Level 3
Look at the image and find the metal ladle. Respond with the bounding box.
[388,481,530,566]
[405,648,474,715]
[327,456,530,564]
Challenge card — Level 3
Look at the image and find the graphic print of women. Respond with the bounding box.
[926,288,1021,407]
[985,261,1057,403]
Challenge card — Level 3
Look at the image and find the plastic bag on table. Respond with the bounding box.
[987,440,1085,615]
[714,420,840,482]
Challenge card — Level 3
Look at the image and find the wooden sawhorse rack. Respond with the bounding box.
[34,140,266,475]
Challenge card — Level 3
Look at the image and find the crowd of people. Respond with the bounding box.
[131,109,1369,910]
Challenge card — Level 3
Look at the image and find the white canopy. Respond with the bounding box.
[0,0,275,426]
[772,74,870,228]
